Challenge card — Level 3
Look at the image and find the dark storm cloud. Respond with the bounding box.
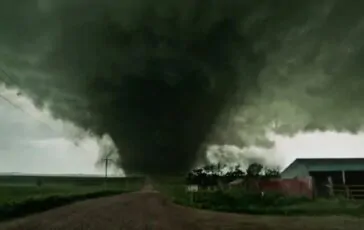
[1,0,364,174]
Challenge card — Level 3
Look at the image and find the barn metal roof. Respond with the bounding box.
[284,158,364,172]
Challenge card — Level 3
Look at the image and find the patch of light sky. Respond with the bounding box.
[0,86,120,175]
[1,86,364,175]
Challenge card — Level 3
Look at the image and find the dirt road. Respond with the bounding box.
[0,187,363,230]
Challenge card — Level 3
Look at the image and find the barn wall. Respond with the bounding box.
[259,177,313,198]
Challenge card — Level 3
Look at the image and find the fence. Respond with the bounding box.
[259,177,313,198]
[333,184,364,199]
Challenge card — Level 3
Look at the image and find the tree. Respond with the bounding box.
[246,163,263,177]
[186,163,224,187]
[223,164,246,183]
[263,167,281,179]
[186,162,280,188]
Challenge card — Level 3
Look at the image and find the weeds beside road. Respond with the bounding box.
[156,181,364,216]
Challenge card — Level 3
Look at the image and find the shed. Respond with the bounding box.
[281,158,364,198]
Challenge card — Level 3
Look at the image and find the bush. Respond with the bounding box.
[171,188,364,216]
[174,188,312,214]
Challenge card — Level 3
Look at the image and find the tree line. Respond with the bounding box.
[186,163,280,187]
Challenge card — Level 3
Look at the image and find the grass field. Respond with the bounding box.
[0,185,120,204]
[0,175,145,221]
[154,177,364,216]
[0,176,144,202]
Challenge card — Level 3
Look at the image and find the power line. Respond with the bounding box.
[0,92,90,153]
[0,67,56,133]
[0,66,57,132]
[0,93,56,132]
[0,66,91,153]
[0,66,18,86]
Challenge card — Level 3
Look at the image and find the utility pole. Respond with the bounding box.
[102,157,113,188]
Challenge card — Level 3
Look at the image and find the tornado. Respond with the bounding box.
[1,0,364,174]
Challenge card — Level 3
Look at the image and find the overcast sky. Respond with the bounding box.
[0,86,105,175]
[1,86,364,175]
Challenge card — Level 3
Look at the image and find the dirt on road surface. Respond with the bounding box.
[0,185,363,230]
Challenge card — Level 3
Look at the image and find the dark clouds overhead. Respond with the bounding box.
[1,0,364,174]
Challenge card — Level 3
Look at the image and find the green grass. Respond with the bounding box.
[0,189,125,222]
[0,180,144,221]
[155,179,364,216]
[0,180,143,201]
[0,185,91,203]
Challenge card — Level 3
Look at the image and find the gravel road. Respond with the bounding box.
[0,186,362,230]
